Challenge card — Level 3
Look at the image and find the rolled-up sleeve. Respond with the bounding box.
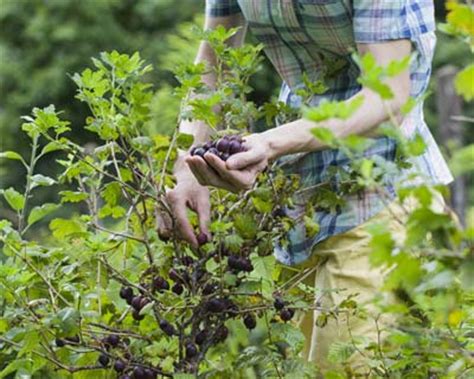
[353,0,435,43]
[206,0,242,17]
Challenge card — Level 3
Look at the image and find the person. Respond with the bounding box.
[160,0,453,374]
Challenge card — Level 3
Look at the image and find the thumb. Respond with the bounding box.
[226,150,264,170]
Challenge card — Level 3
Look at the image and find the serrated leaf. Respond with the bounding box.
[49,218,86,240]
[59,191,89,203]
[1,187,25,211]
[27,203,60,226]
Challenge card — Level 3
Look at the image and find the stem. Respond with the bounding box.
[19,134,39,234]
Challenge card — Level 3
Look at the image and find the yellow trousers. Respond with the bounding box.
[287,195,448,377]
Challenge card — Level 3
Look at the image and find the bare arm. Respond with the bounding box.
[189,39,412,192]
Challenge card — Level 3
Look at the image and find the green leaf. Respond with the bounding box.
[449,144,474,177]
[49,218,86,240]
[41,141,65,155]
[59,191,89,203]
[176,133,194,150]
[454,64,474,101]
[310,127,336,147]
[1,187,25,211]
[28,203,60,226]
[0,151,25,163]
[234,214,257,239]
[102,182,121,206]
[30,174,56,189]
[270,323,305,352]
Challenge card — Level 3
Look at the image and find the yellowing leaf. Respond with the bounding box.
[448,309,463,327]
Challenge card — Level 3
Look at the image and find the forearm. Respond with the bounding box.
[262,82,409,160]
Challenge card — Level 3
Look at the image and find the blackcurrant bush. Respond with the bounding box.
[98,353,110,367]
[114,359,126,372]
[243,314,257,330]
[104,334,120,347]
[120,286,134,301]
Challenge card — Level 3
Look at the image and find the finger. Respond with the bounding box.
[169,199,198,247]
[195,198,211,237]
[191,157,240,192]
[185,157,209,186]
[156,210,173,240]
[204,153,246,188]
[226,148,265,170]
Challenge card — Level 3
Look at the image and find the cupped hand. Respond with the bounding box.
[185,133,271,193]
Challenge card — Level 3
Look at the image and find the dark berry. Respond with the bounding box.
[215,325,229,343]
[168,268,181,282]
[227,255,241,271]
[195,329,208,345]
[190,146,196,156]
[221,153,230,161]
[55,338,65,347]
[206,298,226,313]
[197,232,208,246]
[120,376,132,379]
[132,309,144,321]
[120,286,134,301]
[182,256,194,266]
[144,368,156,379]
[274,297,285,310]
[280,308,294,322]
[132,367,146,379]
[159,319,175,336]
[186,342,198,359]
[202,282,216,295]
[244,314,257,330]
[229,140,241,155]
[216,138,229,153]
[193,148,206,158]
[98,353,110,367]
[131,296,143,310]
[272,207,286,218]
[172,283,184,295]
[105,334,120,347]
[152,276,169,292]
[241,257,253,272]
[203,141,213,149]
[208,147,219,156]
[114,359,126,372]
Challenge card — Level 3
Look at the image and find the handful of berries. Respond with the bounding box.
[190,135,246,161]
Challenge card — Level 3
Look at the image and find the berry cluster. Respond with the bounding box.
[274,297,295,322]
[190,135,246,161]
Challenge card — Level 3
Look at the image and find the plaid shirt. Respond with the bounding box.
[206,0,453,265]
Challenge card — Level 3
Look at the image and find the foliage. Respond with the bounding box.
[0,7,473,379]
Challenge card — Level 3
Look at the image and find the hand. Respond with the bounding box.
[158,167,211,248]
[185,133,271,193]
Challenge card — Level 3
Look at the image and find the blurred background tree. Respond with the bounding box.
[0,0,472,221]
